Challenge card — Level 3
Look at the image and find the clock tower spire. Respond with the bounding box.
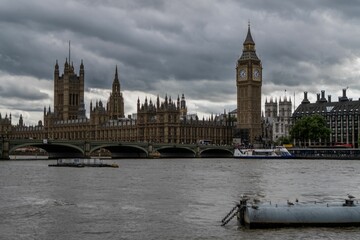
[236,23,262,145]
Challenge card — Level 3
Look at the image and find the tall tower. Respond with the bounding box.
[236,23,262,144]
[180,93,187,118]
[54,58,85,121]
[107,66,125,120]
[265,97,278,119]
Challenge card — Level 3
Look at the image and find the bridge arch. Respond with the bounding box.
[199,148,233,158]
[91,144,148,158]
[10,143,84,159]
[155,146,196,158]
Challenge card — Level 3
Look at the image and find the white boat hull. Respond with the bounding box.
[234,146,292,159]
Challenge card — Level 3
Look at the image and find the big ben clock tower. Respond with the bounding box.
[236,23,262,145]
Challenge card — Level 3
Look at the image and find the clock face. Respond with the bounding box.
[239,69,246,79]
[253,69,260,80]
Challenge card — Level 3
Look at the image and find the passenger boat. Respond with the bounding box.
[48,158,119,168]
[222,195,360,228]
[234,146,292,159]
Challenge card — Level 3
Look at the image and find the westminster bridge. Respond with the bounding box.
[0,139,234,159]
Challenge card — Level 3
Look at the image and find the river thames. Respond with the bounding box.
[1,158,360,240]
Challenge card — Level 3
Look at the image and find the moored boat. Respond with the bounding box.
[234,146,292,159]
[222,195,360,228]
[48,158,119,168]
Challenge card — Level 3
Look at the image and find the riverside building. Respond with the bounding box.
[5,59,234,145]
[293,89,360,147]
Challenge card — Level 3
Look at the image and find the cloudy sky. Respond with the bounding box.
[1,0,360,125]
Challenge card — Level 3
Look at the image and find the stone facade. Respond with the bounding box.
[6,59,234,145]
[236,24,262,145]
[293,89,360,147]
[263,96,292,143]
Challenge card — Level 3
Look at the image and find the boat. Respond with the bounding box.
[48,158,119,168]
[234,146,293,159]
[288,147,360,160]
[222,195,360,228]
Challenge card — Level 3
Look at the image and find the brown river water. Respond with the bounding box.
[1,158,360,240]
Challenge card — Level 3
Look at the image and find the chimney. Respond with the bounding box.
[339,88,349,102]
[328,95,331,103]
[319,90,327,103]
[301,91,310,104]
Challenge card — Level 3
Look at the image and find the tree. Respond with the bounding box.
[275,136,291,146]
[290,114,331,146]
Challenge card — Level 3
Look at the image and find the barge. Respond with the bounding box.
[48,158,119,168]
[222,195,360,228]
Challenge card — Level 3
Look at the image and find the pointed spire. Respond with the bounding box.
[69,40,71,64]
[64,57,69,70]
[244,21,255,45]
[54,59,59,76]
[156,95,160,109]
[111,65,120,93]
[180,93,186,109]
[80,59,84,75]
[239,22,259,61]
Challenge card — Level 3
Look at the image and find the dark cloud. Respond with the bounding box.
[1,0,360,124]
[0,75,49,101]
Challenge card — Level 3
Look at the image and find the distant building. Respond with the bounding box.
[0,113,11,138]
[263,96,292,143]
[293,89,360,147]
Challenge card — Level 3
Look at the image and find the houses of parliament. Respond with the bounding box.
[0,25,266,145]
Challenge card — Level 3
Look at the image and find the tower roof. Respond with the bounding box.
[243,23,255,45]
[238,23,260,62]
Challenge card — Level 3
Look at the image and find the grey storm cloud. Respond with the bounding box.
[1,0,360,124]
[0,84,48,101]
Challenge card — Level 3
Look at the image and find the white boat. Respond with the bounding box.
[234,146,292,159]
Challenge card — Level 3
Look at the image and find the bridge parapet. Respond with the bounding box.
[5,139,234,159]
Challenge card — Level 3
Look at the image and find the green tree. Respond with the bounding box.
[275,136,291,146]
[290,115,331,146]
